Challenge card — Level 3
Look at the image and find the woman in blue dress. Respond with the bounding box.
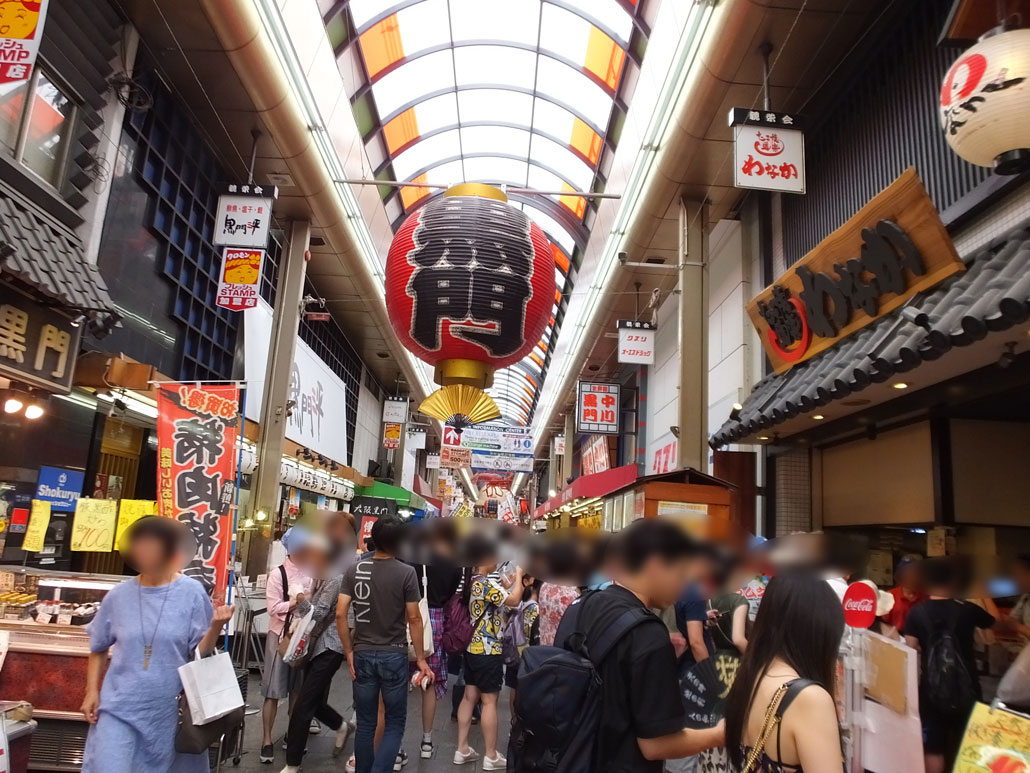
[80,516,234,772]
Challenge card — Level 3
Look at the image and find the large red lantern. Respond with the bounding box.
[386,184,554,426]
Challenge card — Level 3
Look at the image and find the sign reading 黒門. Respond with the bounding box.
[213,184,276,248]
[0,283,81,392]
[747,169,964,373]
[576,381,620,435]
[156,383,239,597]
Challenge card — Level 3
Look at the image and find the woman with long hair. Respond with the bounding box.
[724,573,845,773]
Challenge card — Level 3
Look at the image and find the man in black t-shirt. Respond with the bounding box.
[903,558,994,773]
[554,519,725,772]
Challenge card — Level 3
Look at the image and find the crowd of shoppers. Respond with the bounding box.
[76,510,1030,773]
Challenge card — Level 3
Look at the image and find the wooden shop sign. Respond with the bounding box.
[747,169,963,373]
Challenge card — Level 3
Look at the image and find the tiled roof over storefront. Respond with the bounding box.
[711,221,1030,448]
[0,185,118,338]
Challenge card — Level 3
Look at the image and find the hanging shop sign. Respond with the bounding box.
[747,169,963,373]
[0,284,81,392]
[279,461,354,501]
[35,465,83,511]
[0,0,49,87]
[616,320,656,365]
[426,454,441,470]
[351,496,397,520]
[213,184,276,247]
[469,450,534,473]
[576,381,621,435]
[554,435,565,456]
[246,299,349,464]
[729,108,805,194]
[383,422,402,449]
[581,434,611,477]
[215,247,264,310]
[406,428,427,450]
[939,28,1030,174]
[156,383,239,596]
[382,396,408,424]
[443,423,533,453]
[440,446,472,469]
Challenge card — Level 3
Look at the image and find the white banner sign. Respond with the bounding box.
[426,454,441,470]
[554,435,565,456]
[443,423,533,453]
[470,450,534,473]
[382,397,408,423]
[214,185,275,247]
[730,108,805,194]
[617,320,656,364]
[245,299,349,464]
[406,429,427,450]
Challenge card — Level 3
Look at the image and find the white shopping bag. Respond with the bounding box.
[407,567,434,662]
[177,650,244,725]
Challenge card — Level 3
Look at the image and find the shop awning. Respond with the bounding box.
[712,222,1030,448]
[0,182,118,337]
[534,463,638,519]
[353,480,427,511]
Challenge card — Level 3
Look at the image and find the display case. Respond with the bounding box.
[0,566,125,771]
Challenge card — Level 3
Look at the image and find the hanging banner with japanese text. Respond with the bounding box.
[616,320,656,365]
[156,383,239,597]
[213,184,276,248]
[576,381,621,435]
[0,0,50,88]
[215,247,264,311]
[730,108,805,194]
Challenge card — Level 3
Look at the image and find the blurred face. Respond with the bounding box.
[642,555,689,609]
[898,563,919,591]
[130,534,170,574]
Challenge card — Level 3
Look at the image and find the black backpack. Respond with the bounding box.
[507,591,655,772]
[922,601,977,715]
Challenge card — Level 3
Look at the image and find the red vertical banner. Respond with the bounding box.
[156,383,239,598]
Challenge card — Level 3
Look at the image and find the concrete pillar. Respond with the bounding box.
[677,199,709,471]
[246,220,310,576]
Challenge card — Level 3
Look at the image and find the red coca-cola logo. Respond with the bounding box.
[842,582,877,628]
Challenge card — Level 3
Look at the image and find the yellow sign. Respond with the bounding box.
[453,501,473,519]
[115,499,157,549]
[22,500,51,552]
[70,497,118,552]
[955,702,1030,773]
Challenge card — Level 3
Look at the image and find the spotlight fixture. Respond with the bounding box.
[812,414,825,420]
[548,489,557,498]
[670,425,680,438]
[243,517,255,528]
[758,436,770,441]
[999,341,1017,369]
[892,382,909,390]
[70,314,86,328]
[24,397,45,420]
[2,391,23,414]
[255,510,268,521]
[729,402,743,421]
[330,461,339,471]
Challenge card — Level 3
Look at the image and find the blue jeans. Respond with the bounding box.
[353,650,409,773]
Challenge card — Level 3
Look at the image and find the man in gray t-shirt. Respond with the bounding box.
[338,516,432,773]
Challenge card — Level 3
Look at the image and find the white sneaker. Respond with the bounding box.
[309,719,321,734]
[483,752,507,771]
[278,767,300,773]
[453,747,481,765]
[420,739,434,759]
[345,755,356,773]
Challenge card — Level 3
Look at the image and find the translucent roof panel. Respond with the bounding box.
[335,0,652,424]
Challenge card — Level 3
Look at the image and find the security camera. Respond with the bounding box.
[618,251,628,265]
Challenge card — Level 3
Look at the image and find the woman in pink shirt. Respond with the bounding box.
[537,541,583,647]
[260,528,313,764]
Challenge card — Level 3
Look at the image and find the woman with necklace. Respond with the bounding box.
[80,516,234,772]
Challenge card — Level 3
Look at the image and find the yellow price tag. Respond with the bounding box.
[115,499,157,549]
[70,498,118,552]
[22,500,51,552]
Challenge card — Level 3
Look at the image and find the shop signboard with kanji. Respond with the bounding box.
[617,320,656,365]
[383,422,402,449]
[382,397,407,424]
[440,446,471,469]
[746,169,964,373]
[156,383,239,597]
[0,0,49,87]
[213,184,276,248]
[216,247,264,310]
[730,108,805,194]
[0,284,81,392]
[576,381,620,435]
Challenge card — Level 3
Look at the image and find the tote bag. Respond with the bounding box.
[407,566,434,662]
[177,650,245,725]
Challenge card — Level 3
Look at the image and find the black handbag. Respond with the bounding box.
[174,689,245,754]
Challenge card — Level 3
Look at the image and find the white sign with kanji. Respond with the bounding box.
[576,381,620,435]
[0,0,49,88]
[733,118,805,194]
[617,320,656,365]
[214,187,274,247]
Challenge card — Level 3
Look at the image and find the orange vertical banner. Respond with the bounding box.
[156,383,239,598]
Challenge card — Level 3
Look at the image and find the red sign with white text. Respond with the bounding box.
[842,581,877,628]
[216,247,264,310]
[157,384,239,598]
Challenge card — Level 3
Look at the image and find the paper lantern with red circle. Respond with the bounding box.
[939,28,1030,174]
[386,184,554,397]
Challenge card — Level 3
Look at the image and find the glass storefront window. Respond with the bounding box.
[0,68,76,188]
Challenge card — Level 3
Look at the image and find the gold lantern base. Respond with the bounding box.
[434,358,494,389]
[419,384,501,427]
